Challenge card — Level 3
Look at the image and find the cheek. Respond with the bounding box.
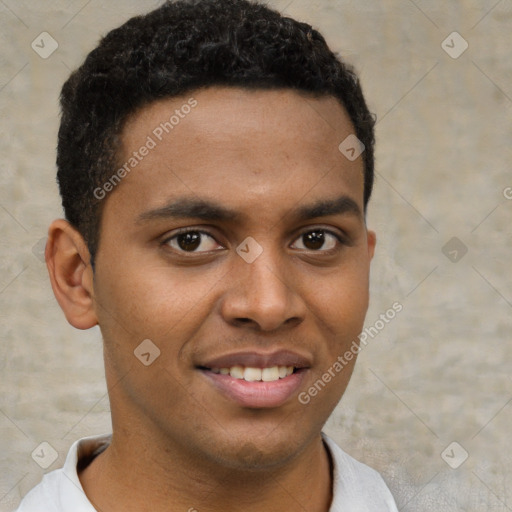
[310,264,370,330]
[92,255,222,357]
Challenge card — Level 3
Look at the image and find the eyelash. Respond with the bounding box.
[161,227,347,255]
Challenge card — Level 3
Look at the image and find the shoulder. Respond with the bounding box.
[14,434,111,512]
[322,433,398,512]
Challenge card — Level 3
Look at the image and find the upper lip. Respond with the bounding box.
[199,349,312,369]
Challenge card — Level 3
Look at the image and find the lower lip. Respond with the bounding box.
[200,369,308,408]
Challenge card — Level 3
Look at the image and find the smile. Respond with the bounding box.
[206,365,295,382]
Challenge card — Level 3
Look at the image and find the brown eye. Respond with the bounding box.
[291,229,340,251]
[165,230,221,253]
[176,232,201,251]
[302,231,325,250]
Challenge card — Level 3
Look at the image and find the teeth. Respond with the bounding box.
[244,367,262,381]
[230,365,244,379]
[261,366,279,382]
[212,365,295,382]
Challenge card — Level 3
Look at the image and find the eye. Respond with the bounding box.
[164,230,223,253]
[291,229,342,252]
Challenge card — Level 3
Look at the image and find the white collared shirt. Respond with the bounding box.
[14,433,398,511]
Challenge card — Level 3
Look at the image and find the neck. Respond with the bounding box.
[79,428,333,512]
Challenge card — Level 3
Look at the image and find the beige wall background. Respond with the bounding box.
[1,1,511,510]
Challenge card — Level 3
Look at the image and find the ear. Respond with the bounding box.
[366,229,376,261]
[45,219,98,330]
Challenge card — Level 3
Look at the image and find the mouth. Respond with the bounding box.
[196,350,310,408]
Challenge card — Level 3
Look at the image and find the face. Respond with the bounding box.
[91,87,375,469]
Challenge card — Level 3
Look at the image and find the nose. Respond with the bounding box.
[220,249,306,332]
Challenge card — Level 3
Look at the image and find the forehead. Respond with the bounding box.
[109,87,364,222]
[123,87,356,153]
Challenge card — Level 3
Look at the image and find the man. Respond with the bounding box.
[16,0,398,510]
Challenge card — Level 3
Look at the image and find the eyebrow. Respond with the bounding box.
[295,195,362,222]
[136,198,242,223]
[136,195,362,224]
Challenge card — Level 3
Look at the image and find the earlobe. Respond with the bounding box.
[45,219,98,330]
[367,230,376,260]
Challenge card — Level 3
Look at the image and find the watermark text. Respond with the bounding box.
[298,301,403,405]
[93,97,198,200]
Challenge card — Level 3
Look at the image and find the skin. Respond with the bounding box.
[46,87,376,512]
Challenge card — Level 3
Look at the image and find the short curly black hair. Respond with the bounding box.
[57,0,375,267]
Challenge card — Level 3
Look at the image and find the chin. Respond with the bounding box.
[202,430,308,472]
